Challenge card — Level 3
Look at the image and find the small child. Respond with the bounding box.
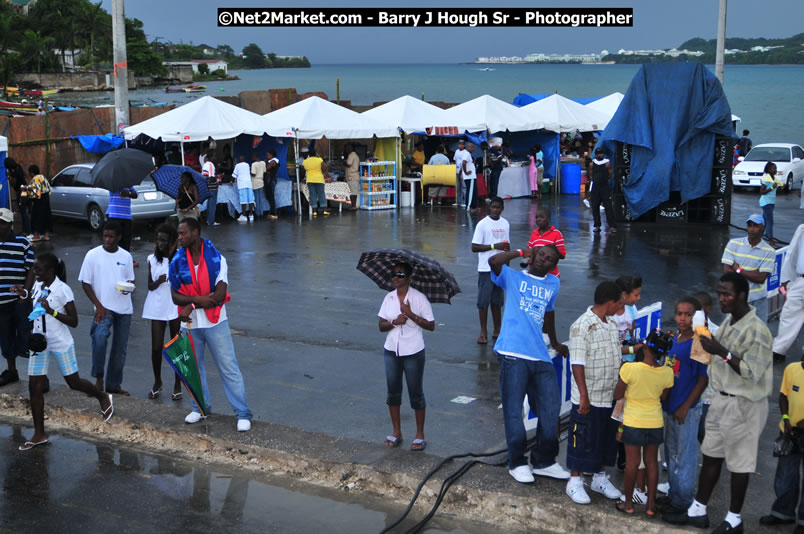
[614,330,675,517]
[526,206,566,277]
[142,224,183,400]
[693,291,719,445]
[613,275,643,358]
[471,196,510,345]
[660,297,709,517]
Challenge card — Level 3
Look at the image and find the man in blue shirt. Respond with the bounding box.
[106,187,138,253]
[489,244,570,484]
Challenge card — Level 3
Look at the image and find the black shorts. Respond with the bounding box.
[621,425,664,446]
[567,403,619,473]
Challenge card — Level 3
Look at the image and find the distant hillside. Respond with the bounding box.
[603,33,804,64]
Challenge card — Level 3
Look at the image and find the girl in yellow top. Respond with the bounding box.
[27,164,52,242]
[614,329,675,517]
[302,147,330,216]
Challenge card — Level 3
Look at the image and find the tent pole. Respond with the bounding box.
[180,141,185,166]
[555,133,560,194]
[295,135,301,215]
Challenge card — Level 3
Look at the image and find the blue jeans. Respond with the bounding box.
[384,349,426,410]
[763,203,775,239]
[663,404,702,510]
[206,188,219,225]
[90,311,132,391]
[308,183,326,210]
[187,320,252,420]
[253,187,267,216]
[751,297,769,322]
[498,354,560,470]
[771,436,804,525]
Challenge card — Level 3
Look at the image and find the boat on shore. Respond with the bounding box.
[165,84,207,93]
[0,86,62,96]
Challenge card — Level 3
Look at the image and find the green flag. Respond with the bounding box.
[162,332,207,416]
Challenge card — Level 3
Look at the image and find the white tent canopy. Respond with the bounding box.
[0,135,7,152]
[431,95,542,133]
[522,94,611,133]
[261,96,398,139]
[585,92,624,121]
[361,95,447,134]
[122,96,272,142]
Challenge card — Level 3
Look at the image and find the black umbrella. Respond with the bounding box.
[90,148,156,191]
[356,248,461,304]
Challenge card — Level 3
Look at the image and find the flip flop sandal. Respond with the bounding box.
[477,336,488,345]
[102,394,114,423]
[645,509,657,518]
[172,392,183,401]
[384,435,401,448]
[615,502,635,515]
[411,439,427,451]
[19,439,48,451]
[148,388,162,399]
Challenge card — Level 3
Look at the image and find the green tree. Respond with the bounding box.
[216,44,234,59]
[197,62,209,74]
[241,43,267,68]
[0,12,21,92]
[19,30,57,74]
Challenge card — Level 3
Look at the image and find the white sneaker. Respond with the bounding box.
[184,411,207,424]
[532,462,571,480]
[583,199,591,208]
[237,215,248,222]
[591,474,622,500]
[657,481,670,495]
[600,205,605,210]
[620,488,648,504]
[237,419,251,432]
[508,465,535,484]
[566,478,591,504]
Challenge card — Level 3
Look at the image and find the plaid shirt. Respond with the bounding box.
[569,307,621,407]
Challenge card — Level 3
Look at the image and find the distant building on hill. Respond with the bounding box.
[163,60,228,75]
[7,0,36,15]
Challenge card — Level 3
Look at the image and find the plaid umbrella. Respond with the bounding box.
[356,248,461,304]
[151,165,211,202]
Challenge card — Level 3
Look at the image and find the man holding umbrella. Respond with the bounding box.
[170,217,252,431]
[489,244,571,484]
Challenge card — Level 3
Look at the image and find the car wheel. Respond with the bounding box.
[87,204,105,231]
[785,173,794,193]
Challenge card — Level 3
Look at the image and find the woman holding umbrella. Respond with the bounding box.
[176,172,200,221]
[377,261,435,451]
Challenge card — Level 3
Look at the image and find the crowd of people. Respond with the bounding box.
[1,146,803,530]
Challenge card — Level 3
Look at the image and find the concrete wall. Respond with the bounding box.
[15,71,137,90]
[164,64,194,84]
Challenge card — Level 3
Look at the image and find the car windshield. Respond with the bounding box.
[745,147,791,162]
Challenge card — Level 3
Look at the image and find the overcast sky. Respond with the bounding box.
[102,0,804,63]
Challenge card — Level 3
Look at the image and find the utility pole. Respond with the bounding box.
[715,0,727,85]
[112,0,130,134]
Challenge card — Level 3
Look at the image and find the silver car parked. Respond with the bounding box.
[49,163,176,231]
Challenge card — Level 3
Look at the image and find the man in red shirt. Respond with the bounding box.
[527,207,566,277]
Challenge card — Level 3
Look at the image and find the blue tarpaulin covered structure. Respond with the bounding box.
[513,94,602,107]
[597,63,738,218]
[74,133,125,154]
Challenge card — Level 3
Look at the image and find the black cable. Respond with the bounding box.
[381,437,537,534]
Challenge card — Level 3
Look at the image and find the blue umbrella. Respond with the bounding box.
[151,165,210,202]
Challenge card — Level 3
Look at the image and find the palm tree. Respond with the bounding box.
[20,30,56,74]
[0,13,21,93]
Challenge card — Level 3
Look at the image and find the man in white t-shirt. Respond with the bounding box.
[250,152,267,218]
[170,217,252,432]
[232,155,255,223]
[471,197,510,345]
[462,142,478,210]
[453,139,471,207]
[78,219,135,394]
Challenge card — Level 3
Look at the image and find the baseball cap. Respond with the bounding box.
[746,214,765,226]
[457,139,465,144]
[0,208,13,223]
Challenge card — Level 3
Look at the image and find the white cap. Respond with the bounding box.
[692,310,706,328]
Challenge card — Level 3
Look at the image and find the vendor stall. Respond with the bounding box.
[497,165,530,198]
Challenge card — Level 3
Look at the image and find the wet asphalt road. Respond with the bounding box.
[5,187,804,530]
[0,423,494,534]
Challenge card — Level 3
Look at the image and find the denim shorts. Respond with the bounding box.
[477,272,504,309]
[622,425,664,446]
[567,403,619,473]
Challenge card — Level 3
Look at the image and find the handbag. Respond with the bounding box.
[28,314,47,354]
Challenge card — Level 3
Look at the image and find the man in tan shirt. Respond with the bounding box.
[345,144,360,211]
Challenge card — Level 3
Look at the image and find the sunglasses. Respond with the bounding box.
[392,272,408,278]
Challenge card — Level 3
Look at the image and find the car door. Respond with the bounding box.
[74,167,110,215]
[793,146,804,183]
[49,167,80,217]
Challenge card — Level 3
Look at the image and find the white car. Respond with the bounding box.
[732,143,804,191]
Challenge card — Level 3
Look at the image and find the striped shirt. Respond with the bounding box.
[106,188,133,220]
[569,307,621,407]
[0,232,34,305]
[527,225,566,277]
[202,161,218,192]
[710,307,773,401]
[721,237,775,302]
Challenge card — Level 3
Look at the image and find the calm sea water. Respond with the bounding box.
[58,63,804,146]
